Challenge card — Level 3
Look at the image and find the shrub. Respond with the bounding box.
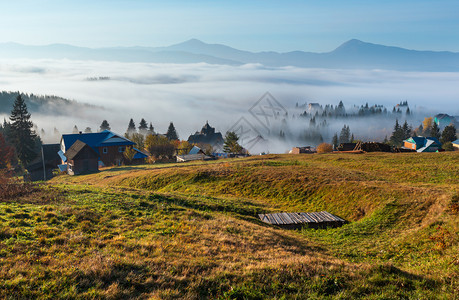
[317,143,333,153]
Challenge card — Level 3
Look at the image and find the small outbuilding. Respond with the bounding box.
[290,146,315,154]
[64,140,99,175]
[259,211,346,229]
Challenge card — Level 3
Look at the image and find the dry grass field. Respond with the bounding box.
[0,152,457,298]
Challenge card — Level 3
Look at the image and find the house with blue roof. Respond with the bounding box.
[59,130,148,170]
[403,136,442,152]
[452,139,459,151]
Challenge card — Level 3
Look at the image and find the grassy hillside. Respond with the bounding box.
[0,152,457,298]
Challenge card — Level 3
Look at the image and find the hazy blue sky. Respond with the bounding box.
[0,0,458,52]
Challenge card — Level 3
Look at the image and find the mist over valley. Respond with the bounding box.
[0,40,458,152]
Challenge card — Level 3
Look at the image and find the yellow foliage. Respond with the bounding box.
[317,143,333,153]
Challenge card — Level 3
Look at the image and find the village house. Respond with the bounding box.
[403,137,442,152]
[434,114,458,129]
[59,130,147,174]
[452,139,459,151]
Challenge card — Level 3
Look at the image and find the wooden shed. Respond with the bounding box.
[259,211,346,229]
[64,140,99,175]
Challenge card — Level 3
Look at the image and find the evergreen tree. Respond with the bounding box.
[414,124,423,136]
[138,118,148,134]
[440,124,456,144]
[100,120,110,131]
[332,133,339,148]
[72,125,79,134]
[390,119,404,147]
[8,94,38,165]
[350,133,355,143]
[148,122,155,134]
[166,122,178,140]
[223,131,243,154]
[84,127,92,133]
[401,120,412,140]
[127,118,136,133]
[430,122,440,139]
[406,107,411,116]
[339,125,350,144]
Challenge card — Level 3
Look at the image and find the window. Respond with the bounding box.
[119,146,125,153]
[103,147,108,154]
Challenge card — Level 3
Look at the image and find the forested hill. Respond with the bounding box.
[0,91,97,116]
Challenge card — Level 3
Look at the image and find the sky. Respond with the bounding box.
[0,0,458,52]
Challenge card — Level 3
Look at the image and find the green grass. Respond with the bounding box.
[0,152,457,298]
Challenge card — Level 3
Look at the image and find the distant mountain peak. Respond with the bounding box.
[175,38,207,47]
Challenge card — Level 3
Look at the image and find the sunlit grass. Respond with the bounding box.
[0,152,457,298]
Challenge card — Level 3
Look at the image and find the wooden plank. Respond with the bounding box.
[300,212,316,223]
[288,213,301,224]
[287,213,301,224]
[282,213,295,224]
[278,213,290,225]
[274,213,284,225]
[310,212,323,222]
[268,214,278,225]
[258,214,268,223]
[305,212,321,223]
[322,211,345,222]
[265,214,276,225]
[272,213,283,225]
[320,211,337,221]
[317,211,334,222]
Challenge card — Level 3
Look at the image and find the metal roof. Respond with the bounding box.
[62,130,134,153]
[64,140,98,160]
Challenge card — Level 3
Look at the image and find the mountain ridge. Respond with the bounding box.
[1,39,458,71]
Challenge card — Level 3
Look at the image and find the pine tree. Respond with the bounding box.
[166,122,178,140]
[332,133,338,148]
[401,120,411,140]
[223,131,243,154]
[100,120,110,131]
[390,119,404,147]
[8,94,38,165]
[138,118,148,134]
[430,122,440,139]
[339,125,350,144]
[406,107,411,116]
[84,127,92,133]
[148,122,155,134]
[127,118,136,133]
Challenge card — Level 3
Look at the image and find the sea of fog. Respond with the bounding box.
[0,58,458,152]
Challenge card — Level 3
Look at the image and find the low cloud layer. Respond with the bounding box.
[0,58,457,151]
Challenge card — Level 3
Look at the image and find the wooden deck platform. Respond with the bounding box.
[258,211,346,229]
